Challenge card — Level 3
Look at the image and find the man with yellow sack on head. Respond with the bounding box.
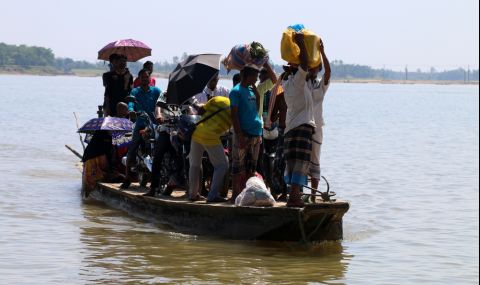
[281,24,323,69]
[281,25,330,207]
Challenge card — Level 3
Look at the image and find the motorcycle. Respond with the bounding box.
[155,103,198,196]
[121,111,156,188]
[262,124,279,190]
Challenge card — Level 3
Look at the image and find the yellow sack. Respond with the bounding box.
[281,28,322,68]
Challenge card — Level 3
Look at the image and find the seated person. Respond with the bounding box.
[145,92,186,196]
[110,102,131,174]
[115,102,129,118]
[82,131,122,196]
[121,69,161,189]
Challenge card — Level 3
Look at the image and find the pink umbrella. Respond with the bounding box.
[98,39,151,62]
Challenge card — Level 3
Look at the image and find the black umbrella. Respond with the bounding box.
[166,54,221,105]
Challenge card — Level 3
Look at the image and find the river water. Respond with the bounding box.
[0,75,478,284]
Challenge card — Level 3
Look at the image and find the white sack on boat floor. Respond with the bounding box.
[235,176,276,207]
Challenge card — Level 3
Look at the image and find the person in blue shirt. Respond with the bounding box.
[121,69,161,189]
[229,66,262,201]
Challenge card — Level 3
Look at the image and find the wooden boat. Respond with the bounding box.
[89,182,350,243]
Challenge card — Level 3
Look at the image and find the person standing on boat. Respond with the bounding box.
[191,73,230,104]
[282,33,315,207]
[133,61,156,88]
[188,96,232,202]
[257,63,277,123]
[102,54,134,116]
[268,75,289,201]
[204,74,230,99]
[255,63,278,180]
[232,73,241,87]
[230,66,263,202]
[308,39,331,202]
[120,69,161,189]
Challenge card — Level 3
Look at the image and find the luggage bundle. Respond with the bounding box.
[281,24,322,68]
[222,41,269,72]
[235,176,276,207]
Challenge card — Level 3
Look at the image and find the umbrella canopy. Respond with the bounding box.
[166,54,221,105]
[98,39,151,62]
[84,131,132,147]
[78,117,133,134]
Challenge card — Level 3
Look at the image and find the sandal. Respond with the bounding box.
[286,198,305,208]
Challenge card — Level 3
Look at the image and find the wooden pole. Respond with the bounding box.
[65,144,82,160]
[73,112,86,151]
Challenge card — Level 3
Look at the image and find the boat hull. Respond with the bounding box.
[91,183,349,242]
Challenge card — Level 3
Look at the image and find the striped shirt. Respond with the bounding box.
[192,96,232,146]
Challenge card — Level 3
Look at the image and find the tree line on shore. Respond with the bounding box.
[1,42,478,81]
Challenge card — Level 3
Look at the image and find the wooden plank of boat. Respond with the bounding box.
[90,182,350,243]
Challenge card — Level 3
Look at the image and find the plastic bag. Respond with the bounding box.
[223,42,269,72]
[235,176,276,207]
[281,24,322,68]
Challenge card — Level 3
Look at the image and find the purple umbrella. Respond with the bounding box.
[98,39,151,62]
[78,117,133,133]
[83,131,132,147]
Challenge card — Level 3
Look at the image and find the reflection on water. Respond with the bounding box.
[78,200,351,284]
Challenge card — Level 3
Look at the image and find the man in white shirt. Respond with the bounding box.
[192,74,230,104]
[308,40,331,202]
[282,33,316,207]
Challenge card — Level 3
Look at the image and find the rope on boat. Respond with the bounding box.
[297,208,329,245]
[290,176,333,244]
[297,209,308,244]
[306,215,328,242]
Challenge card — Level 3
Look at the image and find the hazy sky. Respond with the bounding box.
[1,0,478,70]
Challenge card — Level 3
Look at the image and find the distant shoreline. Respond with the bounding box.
[1,69,478,86]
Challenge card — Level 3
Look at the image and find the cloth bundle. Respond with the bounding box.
[222,42,269,72]
[235,176,276,207]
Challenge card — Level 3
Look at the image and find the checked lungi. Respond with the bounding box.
[284,124,314,186]
[308,126,323,180]
[232,134,261,175]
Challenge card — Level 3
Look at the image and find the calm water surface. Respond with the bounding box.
[0,75,478,284]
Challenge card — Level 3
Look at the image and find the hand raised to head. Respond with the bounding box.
[294,32,305,45]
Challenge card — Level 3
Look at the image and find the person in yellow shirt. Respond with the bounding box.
[189,96,232,202]
[256,62,277,120]
[256,62,277,179]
